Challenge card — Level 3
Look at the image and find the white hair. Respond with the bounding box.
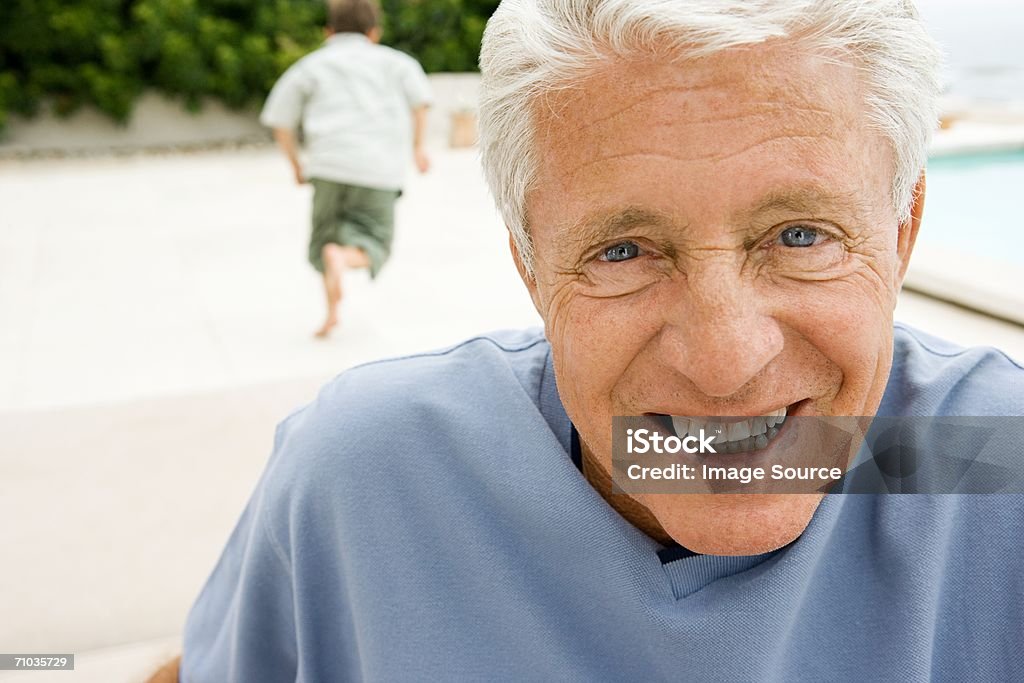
[479,0,943,273]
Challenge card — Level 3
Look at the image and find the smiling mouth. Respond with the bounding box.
[659,404,798,454]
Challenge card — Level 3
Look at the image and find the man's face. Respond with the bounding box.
[518,45,921,555]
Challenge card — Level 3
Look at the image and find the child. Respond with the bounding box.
[260,0,432,337]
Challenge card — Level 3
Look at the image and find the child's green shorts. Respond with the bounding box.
[309,179,401,278]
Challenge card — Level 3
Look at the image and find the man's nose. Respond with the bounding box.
[656,269,784,398]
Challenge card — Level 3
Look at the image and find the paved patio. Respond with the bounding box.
[2,145,1023,681]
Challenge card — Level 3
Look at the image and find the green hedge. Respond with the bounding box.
[0,0,499,134]
[381,0,498,73]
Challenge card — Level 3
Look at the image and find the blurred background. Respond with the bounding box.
[1,1,1022,680]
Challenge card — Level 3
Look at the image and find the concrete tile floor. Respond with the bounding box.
[0,147,539,412]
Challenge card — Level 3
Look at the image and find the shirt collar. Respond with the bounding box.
[326,32,371,46]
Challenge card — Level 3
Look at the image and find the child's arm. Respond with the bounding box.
[260,62,310,185]
[272,127,306,185]
[412,104,430,173]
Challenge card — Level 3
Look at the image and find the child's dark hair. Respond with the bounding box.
[327,0,380,34]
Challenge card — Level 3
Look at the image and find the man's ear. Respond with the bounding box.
[509,232,544,315]
[367,27,382,43]
[896,172,926,285]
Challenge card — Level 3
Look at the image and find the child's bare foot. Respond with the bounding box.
[314,315,339,338]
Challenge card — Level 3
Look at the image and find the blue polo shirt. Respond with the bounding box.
[181,324,1024,682]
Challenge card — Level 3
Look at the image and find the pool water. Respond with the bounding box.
[921,149,1024,266]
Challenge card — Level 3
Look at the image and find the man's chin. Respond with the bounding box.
[645,492,825,556]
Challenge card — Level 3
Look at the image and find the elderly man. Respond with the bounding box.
[176,1,1024,681]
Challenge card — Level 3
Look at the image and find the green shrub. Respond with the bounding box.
[381,0,499,73]
[0,0,498,135]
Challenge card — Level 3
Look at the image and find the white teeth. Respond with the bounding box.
[670,416,690,437]
[766,406,788,428]
[671,405,789,449]
[750,416,769,436]
[706,422,725,441]
[727,421,751,441]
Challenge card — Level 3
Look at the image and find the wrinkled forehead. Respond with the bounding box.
[537,42,859,126]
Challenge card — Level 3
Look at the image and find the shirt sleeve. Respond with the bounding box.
[260,63,311,130]
[179,431,298,682]
[400,57,434,109]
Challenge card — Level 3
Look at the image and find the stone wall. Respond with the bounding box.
[0,73,481,158]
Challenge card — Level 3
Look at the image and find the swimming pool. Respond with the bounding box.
[921,148,1024,266]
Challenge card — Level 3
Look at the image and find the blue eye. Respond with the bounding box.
[779,226,819,248]
[603,242,640,262]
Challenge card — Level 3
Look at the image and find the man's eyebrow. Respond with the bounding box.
[556,189,868,253]
[566,207,677,247]
[749,187,869,217]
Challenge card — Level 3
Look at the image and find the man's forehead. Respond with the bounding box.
[531,54,873,196]
[536,42,861,136]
